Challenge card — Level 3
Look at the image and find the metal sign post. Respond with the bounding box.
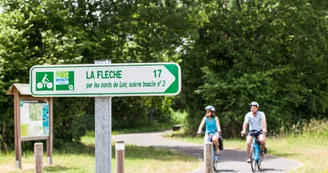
[95,60,112,173]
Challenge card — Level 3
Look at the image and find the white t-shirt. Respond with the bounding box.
[244,111,265,131]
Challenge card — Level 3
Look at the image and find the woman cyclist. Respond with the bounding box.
[197,105,222,155]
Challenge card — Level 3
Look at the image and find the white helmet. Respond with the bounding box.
[205,105,215,112]
[250,101,259,107]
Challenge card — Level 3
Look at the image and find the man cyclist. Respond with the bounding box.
[42,74,50,88]
[241,101,267,163]
[197,105,222,155]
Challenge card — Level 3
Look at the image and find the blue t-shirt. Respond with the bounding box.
[205,117,217,134]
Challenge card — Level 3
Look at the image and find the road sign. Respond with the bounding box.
[30,63,181,97]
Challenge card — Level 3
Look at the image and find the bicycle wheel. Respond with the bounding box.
[37,82,43,89]
[257,159,261,170]
[257,151,262,170]
[213,155,219,171]
[251,148,257,172]
[47,82,53,89]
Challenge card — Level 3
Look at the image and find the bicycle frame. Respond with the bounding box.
[243,130,265,172]
[252,135,261,162]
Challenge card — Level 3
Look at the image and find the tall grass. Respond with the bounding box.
[289,119,328,136]
[170,111,187,125]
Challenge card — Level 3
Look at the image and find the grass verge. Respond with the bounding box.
[0,131,201,173]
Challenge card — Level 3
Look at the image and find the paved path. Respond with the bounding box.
[113,131,302,173]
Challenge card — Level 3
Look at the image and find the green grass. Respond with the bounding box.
[164,129,328,173]
[0,131,201,173]
[268,134,328,173]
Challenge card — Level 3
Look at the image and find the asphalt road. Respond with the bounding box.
[113,131,302,173]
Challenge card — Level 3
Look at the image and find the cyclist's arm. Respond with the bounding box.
[215,117,221,132]
[42,76,49,82]
[197,117,206,134]
[262,113,267,133]
[242,115,249,133]
[242,120,248,132]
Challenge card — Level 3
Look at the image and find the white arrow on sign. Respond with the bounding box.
[30,63,181,97]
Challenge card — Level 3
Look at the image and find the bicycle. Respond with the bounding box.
[242,130,265,172]
[199,130,223,172]
[37,74,53,89]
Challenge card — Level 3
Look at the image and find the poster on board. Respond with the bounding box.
[20,100,49,138]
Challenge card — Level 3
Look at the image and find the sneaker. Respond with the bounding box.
[246,157,251,163]
[216,149,220,155]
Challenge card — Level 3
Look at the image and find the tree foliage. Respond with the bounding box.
[181,0,328,136]
[0,0,199,149]
[1,0,327,150]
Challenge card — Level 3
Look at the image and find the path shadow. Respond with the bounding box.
[269,152,298,157]
[214,169,237,172]
[260,168,285,172]
[54,142,95,156]
[44,165,78,172]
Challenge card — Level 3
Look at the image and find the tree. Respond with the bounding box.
[180,0,328,136]
[0,0,203,149]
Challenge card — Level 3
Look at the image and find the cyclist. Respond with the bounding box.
[241,101,267,163]
[197,105,222,155]
[41,74,50,88]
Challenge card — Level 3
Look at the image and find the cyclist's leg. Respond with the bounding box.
[246,135,252,162]
[211,134,220,154]
[258,134,266,153]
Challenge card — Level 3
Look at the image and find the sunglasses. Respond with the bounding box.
[206,111,211,113]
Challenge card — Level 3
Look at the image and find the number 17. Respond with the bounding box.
[154,69,162,78]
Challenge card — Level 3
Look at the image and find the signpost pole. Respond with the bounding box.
[47,97,53,165]
[95,60,112,173]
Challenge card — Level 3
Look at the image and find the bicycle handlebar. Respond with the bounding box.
[198,130,223,136]
[241,130,268,138]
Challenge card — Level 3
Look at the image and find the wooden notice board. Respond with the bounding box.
[7,83,53,169]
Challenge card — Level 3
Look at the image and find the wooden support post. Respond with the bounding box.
[34,143,43,173]
[14,88,22,169]
[204,142,214,173]
[115,140,125,173]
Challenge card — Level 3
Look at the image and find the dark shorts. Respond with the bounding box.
[248,130,263,138]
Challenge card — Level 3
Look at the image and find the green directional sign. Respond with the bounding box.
[30,63,181,97]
